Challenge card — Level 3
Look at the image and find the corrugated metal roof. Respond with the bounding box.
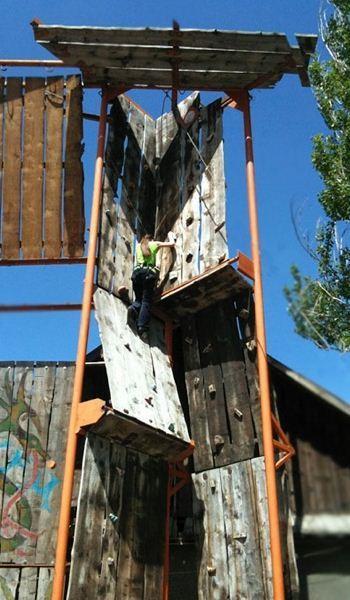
[32,23,317,91]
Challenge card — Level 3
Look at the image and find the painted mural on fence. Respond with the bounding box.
[0,368,59,559]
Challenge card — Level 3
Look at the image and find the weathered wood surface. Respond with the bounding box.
[97,96,157,296]
[45,77,65,258]
[192,457,274,600]
[0,76,84,261]
[181,299,256,471]
[157,261,250,318]
[63,75,84,257]
[35,26,316,89]
[0,362,74,592]
[273,359,350,523]
[67,434,167,600]
[199,99,227,270]
[21,78,45,259]
[94,288,190,445]
[2,78,22,259]
[90,406,189,461]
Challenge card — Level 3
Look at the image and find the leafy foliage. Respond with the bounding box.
[285,0,350,351]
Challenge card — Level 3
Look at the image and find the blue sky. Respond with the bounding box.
[1,0,349,403]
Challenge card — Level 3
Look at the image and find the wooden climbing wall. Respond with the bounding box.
[0,362,75,599]
[181,297,259,472]
[97,92,228,296]
[0,76,84,260]
[97,96,156,296]
[67,434,167,600]
[94,288,189,447]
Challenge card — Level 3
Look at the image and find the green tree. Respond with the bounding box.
[285,0,350,351]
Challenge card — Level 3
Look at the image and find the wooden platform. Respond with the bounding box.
[32,24,317,90]
[78,399,192,462]
[156,258,251,319]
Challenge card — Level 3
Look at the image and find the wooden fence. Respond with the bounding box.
[0,76,84,260]
[0,362,75,599]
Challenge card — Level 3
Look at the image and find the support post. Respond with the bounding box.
[227,91,285,599]
[51,91,108,600]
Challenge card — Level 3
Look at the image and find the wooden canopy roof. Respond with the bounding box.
[32,23,317,91]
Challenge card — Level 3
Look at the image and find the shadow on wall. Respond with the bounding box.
[296,536,350,600]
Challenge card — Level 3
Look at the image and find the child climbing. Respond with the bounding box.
[127,232,176,338]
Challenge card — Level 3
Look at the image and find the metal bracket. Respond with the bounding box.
[271,413,295,469]
[75,398,106,433]
[237,251,254,280]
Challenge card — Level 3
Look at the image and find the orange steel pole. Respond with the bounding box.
[242,92,285,600]
[51,91,108,600]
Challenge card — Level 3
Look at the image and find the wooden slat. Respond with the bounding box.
[21,78,45,259]
[215,301,255,461]
[34,26,294,53]
[196,308,232,467]
[251,457,273,597]
[0,568,20,597]
[181,316,213,471]
[97,98,129,292]
[136,111,156,238]
[81,66,284,90]
[112,98,142,294]
[38,41,299,73]
[220,461,265,598]
[2,78,22,259]
[63,75,84,257]
[44,77,64,258]
[35,364,74,563]
[199,99,228,271]
[192,469,229,600]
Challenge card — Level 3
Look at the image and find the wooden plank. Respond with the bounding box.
[21,78,45,259]
[80,66,283,90]
[36,567,54,599]
[182,99,201,283]
[199,99,227,271]
[17,567,38,599]
[21,365,57,562]
[192,469,229,600]
[63,75,84,257]
[44,77,64,258]
[236,291,263,453]
[34,26,294,53]
[37,42,300,74]
[112,97,141,294]
[136,112,156,238]
[196,308,233,467]
[67,434,121,599]
[251,457,273,598]
[0,567,20,597]
[220,461,265,598]
[115,450,145,599]
[0,365,32,562]
[94,288,190,444]
[97,98,129,293]
[35,365,74,563]
[181,316,213,472]
[215,301,256,462]
[2,78,22,259]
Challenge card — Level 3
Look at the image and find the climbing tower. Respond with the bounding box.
[0,21,317,600]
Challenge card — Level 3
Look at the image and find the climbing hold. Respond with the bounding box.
[234,408,243,420]
[109,513,118,524]
[207,565,216,576]
[145,396,153,406]
[46,459,56,469]
[246,339,256,352]
[217,253,226,263]
[208,384,216,397]
[169,271,178,283]
[239,308,250,321]
[168,423,175,433]
[214,435,224,452]
[124,342,131,351]
[185,337,193,345]
[194,376,200,388]
[202,343,212,354]
[186,215,194,226]
[107,557,115,566]
[186,252,193,263]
